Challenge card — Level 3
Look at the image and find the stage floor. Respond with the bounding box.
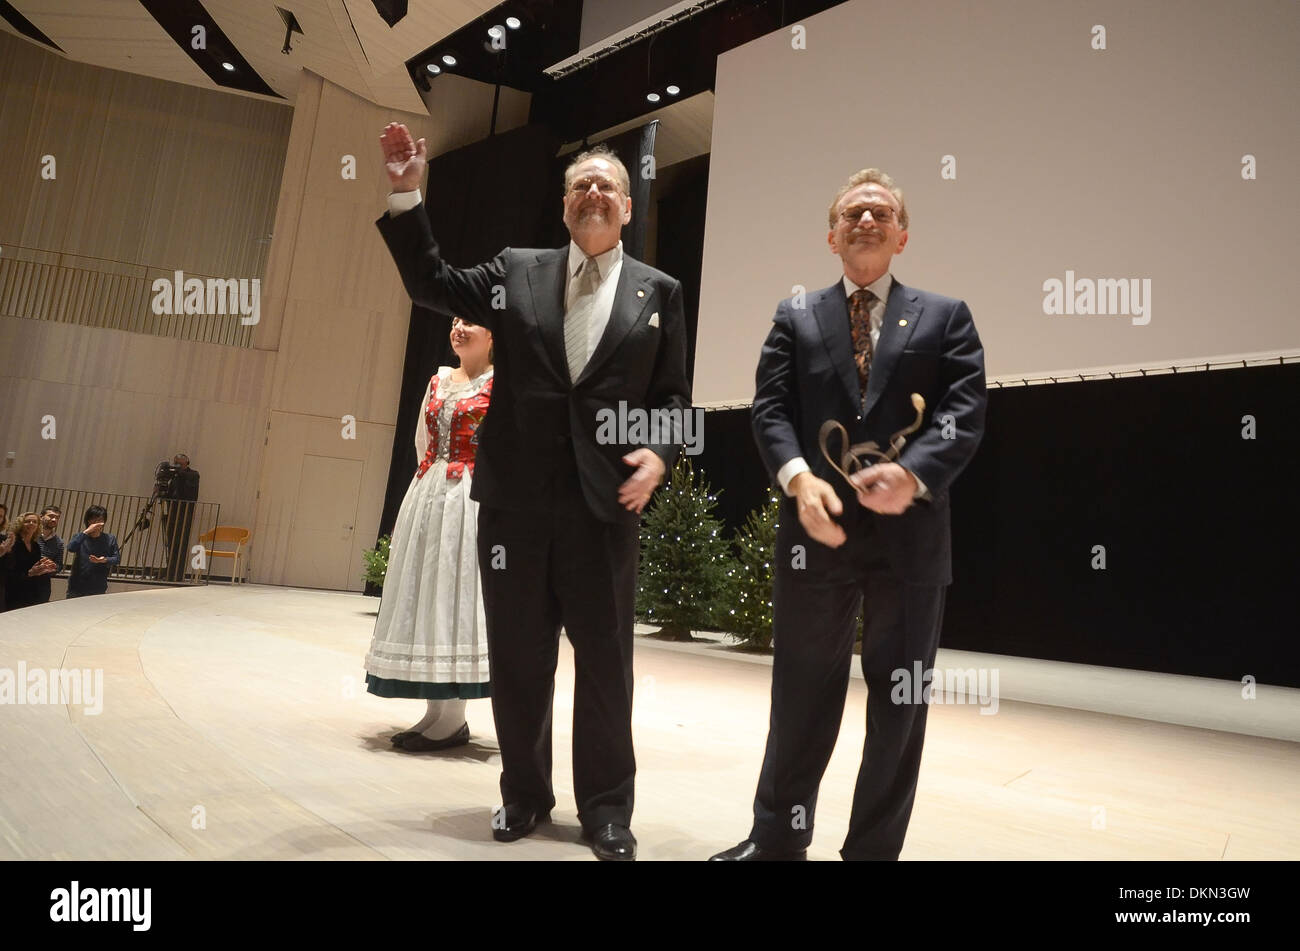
[0,585,1296,860]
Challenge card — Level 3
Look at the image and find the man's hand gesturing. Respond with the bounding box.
[380,122,427,193]
[789,472,847,548]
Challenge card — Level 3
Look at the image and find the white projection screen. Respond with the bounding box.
[694,0,1299,405]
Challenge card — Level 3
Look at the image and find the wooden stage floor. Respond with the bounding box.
[0,585,1296,860]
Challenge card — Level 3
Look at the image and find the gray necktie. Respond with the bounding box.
[565,256,599,381]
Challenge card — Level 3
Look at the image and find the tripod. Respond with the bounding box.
[119,482,167,580]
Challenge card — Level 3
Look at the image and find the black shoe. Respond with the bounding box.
[492,803,550,842]
[708,839,807,861]
[395,723,470,752]
[584,824,637,861]
[390,730,420,745]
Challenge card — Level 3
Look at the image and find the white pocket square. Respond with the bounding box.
[648,312,659,328]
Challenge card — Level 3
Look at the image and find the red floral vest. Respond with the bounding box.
[416,372,493,480]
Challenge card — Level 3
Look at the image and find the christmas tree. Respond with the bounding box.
[636,457,734,640]
[720,490,781,650]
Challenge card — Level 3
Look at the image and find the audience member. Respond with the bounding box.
[66,505,121,598]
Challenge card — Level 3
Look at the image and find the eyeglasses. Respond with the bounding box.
[839,203,898,227]
[568,177,623,197]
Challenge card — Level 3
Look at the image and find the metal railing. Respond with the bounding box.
[0,244,257,347]
[0,483,222,585]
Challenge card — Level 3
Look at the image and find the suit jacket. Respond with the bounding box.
[376,206,691,524]
[752,277,986,585]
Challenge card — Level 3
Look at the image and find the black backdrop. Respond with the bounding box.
[688,363,1300,687]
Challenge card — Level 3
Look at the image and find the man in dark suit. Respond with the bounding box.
[711,169,986,861]
[375,123,690,861]
[163,453,199,582]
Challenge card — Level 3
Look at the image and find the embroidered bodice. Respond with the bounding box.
[416,367,493,480]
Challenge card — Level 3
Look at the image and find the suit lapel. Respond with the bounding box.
[577,257,652,385]
[863,280,921,415]
[527,250,572,384]
[812,285,861,411]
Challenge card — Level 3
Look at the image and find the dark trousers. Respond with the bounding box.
[750,507,946,860]
[164,502,194,582]
[476,471,640,832]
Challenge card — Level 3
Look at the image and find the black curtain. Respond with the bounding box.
[656,155,709,385]
[689,363,1300,686]
[690,407,770,541]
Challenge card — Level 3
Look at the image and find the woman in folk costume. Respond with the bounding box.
[364,316,494,751]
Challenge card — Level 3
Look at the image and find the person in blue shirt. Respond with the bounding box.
[66,505,120,598]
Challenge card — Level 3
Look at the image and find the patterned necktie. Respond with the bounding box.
[849,288,875,400]
[565,256,599,381]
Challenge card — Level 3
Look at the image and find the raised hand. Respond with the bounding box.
[380,122,427,193]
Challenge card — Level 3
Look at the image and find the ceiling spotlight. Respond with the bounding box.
[441,53,457,66]
[505,16,521,29]
[666,84,680,95]
[488,25,504,39]
[426,63,440,74]
[222,62,235,71]
[646,92,661,103]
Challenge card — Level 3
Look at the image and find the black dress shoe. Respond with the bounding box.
[585,824,636,861]
[395,723,470,752]
[708,839,807,861]
[390,730,420,745]
[492,803,550,842]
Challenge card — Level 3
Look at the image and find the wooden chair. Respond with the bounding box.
[192,526,251,583]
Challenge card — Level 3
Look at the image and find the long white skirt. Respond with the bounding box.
[363,461,490,697]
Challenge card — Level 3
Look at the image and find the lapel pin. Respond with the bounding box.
[898,319,908,326]
[636,289,645,298]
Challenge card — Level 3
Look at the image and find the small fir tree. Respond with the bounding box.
[362,535,391,591]
[719,490,781,650]
[636,457,734,640]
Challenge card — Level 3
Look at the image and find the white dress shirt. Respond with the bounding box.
[775,272,930,500]
[388,189,423,215]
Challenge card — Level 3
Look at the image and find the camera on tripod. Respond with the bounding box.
[154,460,179,495]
